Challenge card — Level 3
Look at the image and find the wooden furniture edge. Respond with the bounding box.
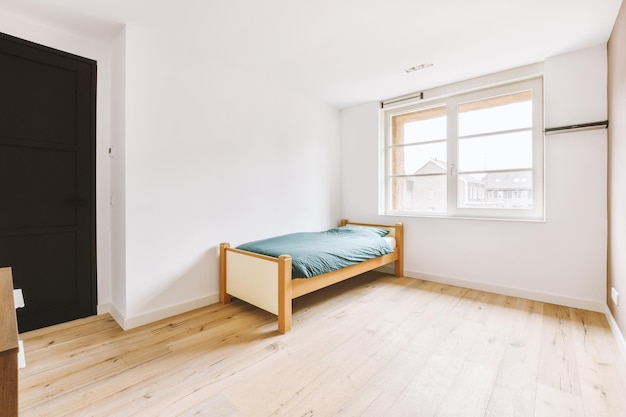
[0,267,18,354]
[219,243,231,304]
[278,255,293,333]
[291,252,398,299]
[393,222,404,277]
[0,267,19,417]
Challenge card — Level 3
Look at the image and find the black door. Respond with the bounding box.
[0,33,97,332]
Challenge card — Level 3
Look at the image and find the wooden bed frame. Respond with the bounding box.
[219,219,403,333]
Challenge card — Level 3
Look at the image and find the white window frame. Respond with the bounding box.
[380,77,544,221]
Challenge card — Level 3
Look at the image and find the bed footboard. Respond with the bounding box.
[220,243,294,332]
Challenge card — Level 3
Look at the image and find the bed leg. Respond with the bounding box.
[394,222,404,277]
[395,255,403,277]
[278,255,293,333]
[219,243,231,304]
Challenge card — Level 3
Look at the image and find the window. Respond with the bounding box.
[381,78,543,220]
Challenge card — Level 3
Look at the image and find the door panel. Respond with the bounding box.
[0,147,76,229]
[0,32,96,332]
[0,46,78,144]
[0,233,85,330]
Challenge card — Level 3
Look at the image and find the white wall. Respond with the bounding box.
[0,11,342,329]
[109,27,127,320]
[0,9,116,312]
[341,45,608,311]
[119,25,341,327]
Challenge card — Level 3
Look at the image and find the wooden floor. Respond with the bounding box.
[18,273,626,417]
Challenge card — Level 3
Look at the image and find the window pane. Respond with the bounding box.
[382,76,542,219]
[391,142,446,175]
[458,131,532,172]
[391,176,447,213]
[458,171,533,209]
[459,91,532,137]
[392,105,446,145]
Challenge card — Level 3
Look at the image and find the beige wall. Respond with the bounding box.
[608,1,626,338]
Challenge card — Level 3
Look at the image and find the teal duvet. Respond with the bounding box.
[236,226,394,278]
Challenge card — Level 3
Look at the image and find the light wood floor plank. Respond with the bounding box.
[539,304,583,392]
[17,272,626,417]
[483,298,544,417]
[567,308,626,417]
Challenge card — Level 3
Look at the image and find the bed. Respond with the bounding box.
[219,219,403,333]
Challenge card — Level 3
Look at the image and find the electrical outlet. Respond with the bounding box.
[611,287,619,306]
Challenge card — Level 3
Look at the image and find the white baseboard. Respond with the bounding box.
[97,294,220,330]
[379,265,607,313]
[96,302,128,329]
[96,303,110,316]
[604,307,626,361]
[102,303,127,329]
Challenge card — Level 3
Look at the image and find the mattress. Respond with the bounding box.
[236,225,395,278]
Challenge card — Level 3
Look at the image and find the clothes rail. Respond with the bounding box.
[544,120,608,135]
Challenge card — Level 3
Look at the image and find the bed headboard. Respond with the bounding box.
[340,219,403,239]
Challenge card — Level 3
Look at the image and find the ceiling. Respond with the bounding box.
[0,0,623,108]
